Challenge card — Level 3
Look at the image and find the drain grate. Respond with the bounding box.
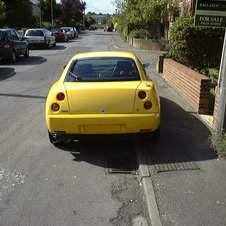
[154,160,200,173]
[107,157,136,174]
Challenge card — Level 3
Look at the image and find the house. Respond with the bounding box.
[29,0,40,16]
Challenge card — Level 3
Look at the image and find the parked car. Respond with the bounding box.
[61,27,74,39]
[72,27,78,38]
[46,51,160,144]
[51,28,69,42]
[104,26,113,32]
[24,28,56,49]
[0,28,29,63]
[89,26,95,31]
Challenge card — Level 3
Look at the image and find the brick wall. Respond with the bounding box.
[163,58,211,114]
[213,86,220,129]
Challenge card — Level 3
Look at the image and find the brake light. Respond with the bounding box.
[57,92,65,101]
[51,103,60,111]
[44,36,46,42]
[138,91,146,99]
[4,43,10,49]
[144,101,152,109]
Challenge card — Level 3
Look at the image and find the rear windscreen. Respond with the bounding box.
[0,31,5,42]
[51,29,61,32]
[26,30,44,36]
[65,57,140,82]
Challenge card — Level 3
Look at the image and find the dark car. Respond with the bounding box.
[89,26,95,31]
[51,28,69,42]
[0,28,29,63]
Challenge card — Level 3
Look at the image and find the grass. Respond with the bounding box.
[211,132,226,159]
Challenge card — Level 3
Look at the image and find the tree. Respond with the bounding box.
[0,0,36,29]
[114,0,179,39]
[0,1,6,22]
[61,0,86,26]
[85,14,96,27]
[38,0,62,25]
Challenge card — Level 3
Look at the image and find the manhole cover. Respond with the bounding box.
[154,160,200,172]
[107,157,136,174]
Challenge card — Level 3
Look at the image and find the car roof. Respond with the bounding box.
[71,51,137,60]
[0,28,16,31]
[26,28,47,30]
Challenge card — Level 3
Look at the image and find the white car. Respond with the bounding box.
[25,28,56,49]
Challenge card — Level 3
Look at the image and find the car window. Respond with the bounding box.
[15,30,23,40]
[46,30,51,36]
[26,30,44,36]
[8,30,19,40]
[0,31,5,42]
[51,29,61,32]
[65,57,140,82]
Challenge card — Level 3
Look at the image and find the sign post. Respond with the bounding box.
[195,0,226,136]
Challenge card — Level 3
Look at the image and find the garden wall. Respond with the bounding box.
[163,58,211,114]
[127,36,161,51]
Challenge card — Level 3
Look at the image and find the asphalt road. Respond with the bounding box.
[0,31,150,226]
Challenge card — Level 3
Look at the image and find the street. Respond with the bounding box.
[0,31,150,225]
[1,30,226,226]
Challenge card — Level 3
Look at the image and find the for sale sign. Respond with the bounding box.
[195,0,226,28]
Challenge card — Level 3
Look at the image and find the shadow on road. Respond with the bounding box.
[0,56,47,66]
[55,139,138,171]
[139,96,216,166]
[0,93,46,99]
[50,96,216,169]
[0,68,16,81]
[29,45,66,50]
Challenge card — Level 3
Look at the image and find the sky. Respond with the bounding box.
[56,0,115,14]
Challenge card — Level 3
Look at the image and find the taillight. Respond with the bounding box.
[4,43,10,49]
[51,103,60,111]
[44,36,46,42]
[144,101,152,109]
[138,91,146,99]
[57,92,65,101]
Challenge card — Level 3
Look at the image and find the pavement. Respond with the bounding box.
[110,32,226,226]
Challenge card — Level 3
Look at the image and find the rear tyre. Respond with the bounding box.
[24,47,29,58]
[10,51,16,63]
[152,128,160,143]
[46,41,51,49]
[48,131,56,144]
[143,128,160,144]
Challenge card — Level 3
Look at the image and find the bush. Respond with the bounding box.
[211,132,226,159]
[167,16,224,72]
[42,21,52,30]
[129,29,150,39]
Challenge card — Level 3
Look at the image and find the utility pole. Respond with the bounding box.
[51,0,54,28]
[39,0,42,28]
[216,30,226,136]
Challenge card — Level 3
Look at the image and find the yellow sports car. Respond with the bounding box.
[46,51,160,144]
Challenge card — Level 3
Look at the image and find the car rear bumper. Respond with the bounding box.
[49,129,159,141]
[46,113,160,135]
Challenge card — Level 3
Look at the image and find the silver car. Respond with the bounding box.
[25,28,56,48]
[61,27,76,39]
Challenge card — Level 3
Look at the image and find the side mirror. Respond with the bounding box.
[63,64,67,69]
[143,63,150,68]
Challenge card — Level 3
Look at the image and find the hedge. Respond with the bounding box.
[167,16,224,73]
